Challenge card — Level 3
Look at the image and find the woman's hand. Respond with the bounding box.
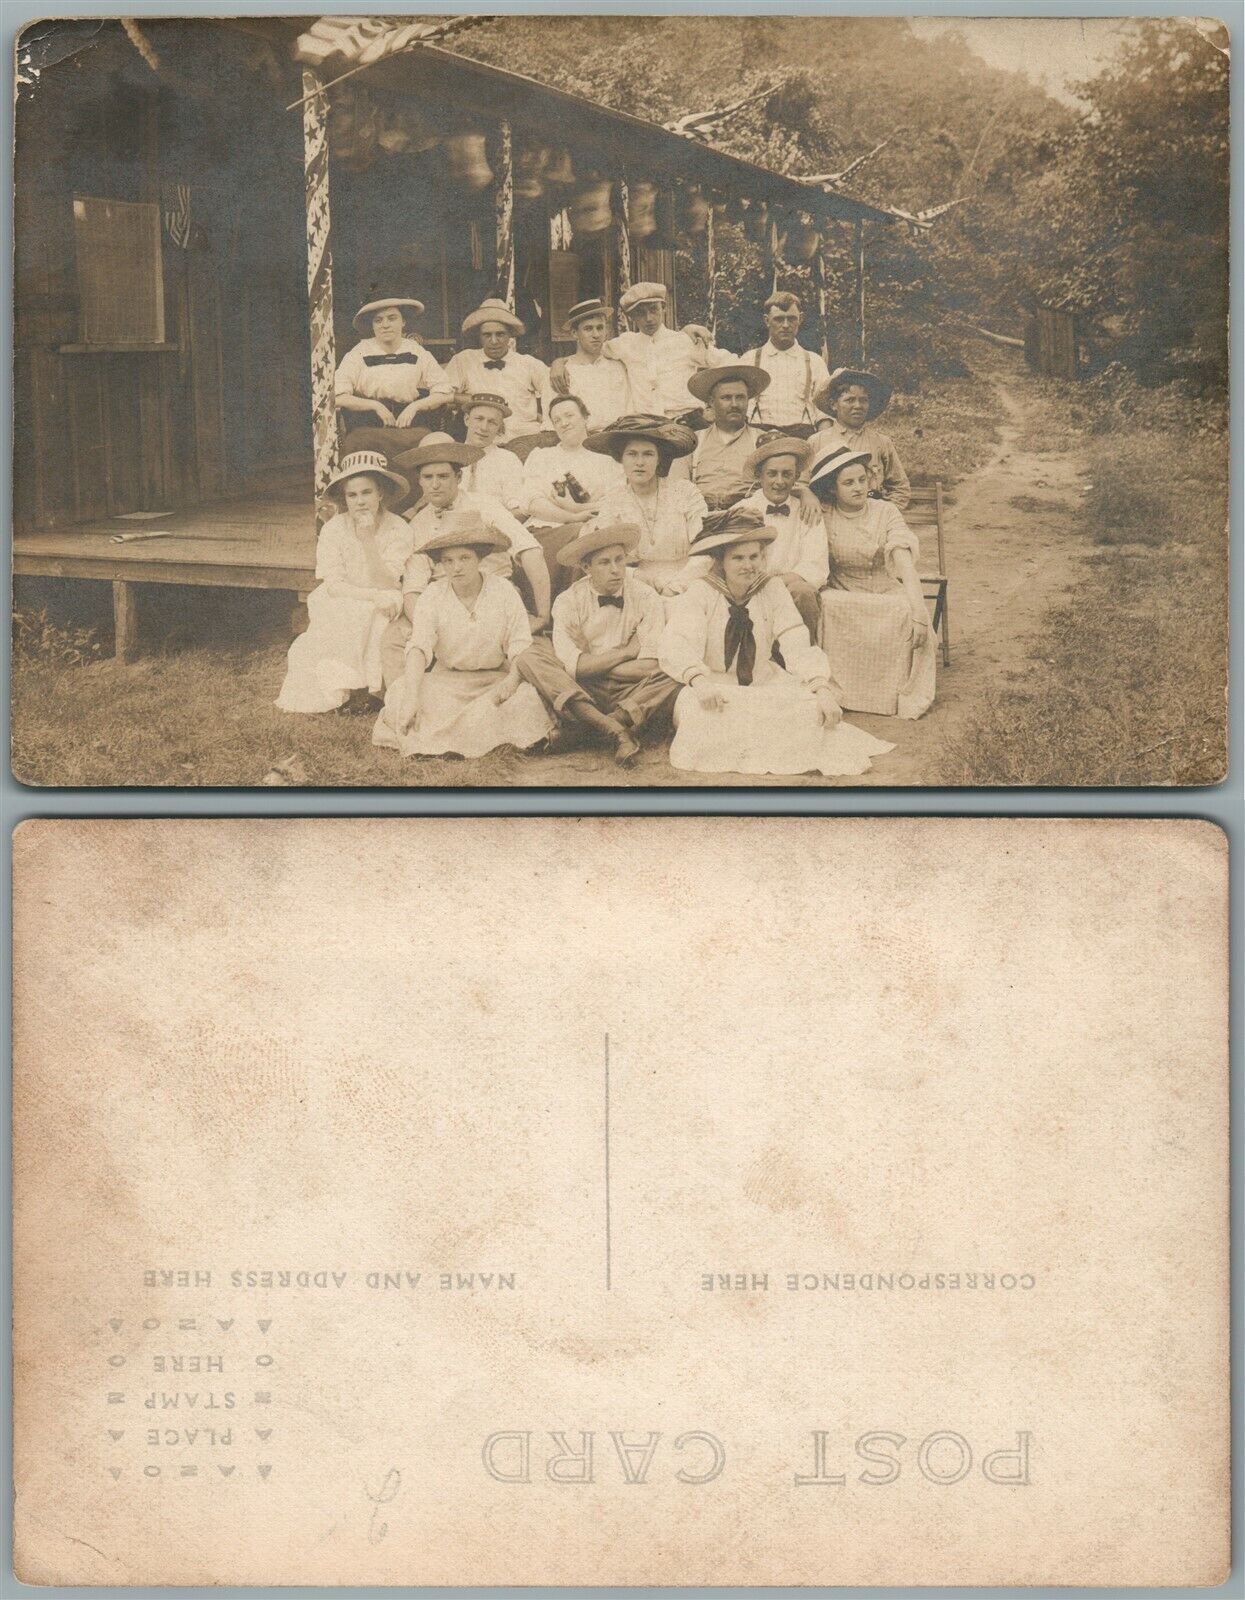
[693,677,726,713]
[372,401,398,426]
[813,686,843,729]
[375,589,403,620]
[395,402,420,428]
[492,670,520,706]
[910,609,931,639]
[395,679,421,735]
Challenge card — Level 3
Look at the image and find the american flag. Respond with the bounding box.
[163,184,192,251]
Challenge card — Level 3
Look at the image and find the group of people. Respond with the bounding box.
[276,283,938,776]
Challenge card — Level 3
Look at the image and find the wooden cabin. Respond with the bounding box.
[13,17,891,657]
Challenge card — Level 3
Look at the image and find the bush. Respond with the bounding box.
[11,607,104,668]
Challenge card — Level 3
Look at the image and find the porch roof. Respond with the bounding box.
[302,34,896,227]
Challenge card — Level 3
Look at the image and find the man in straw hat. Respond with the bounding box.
[379,433,551,688]
[335,296,454,460]
[541,298,633,432]
[446,298,550,458]
[514,520,679,767]
[738,291,833,437]
[809,366,911,510]
[457,393,526,516]
[668,364,770,510]
[736,432,829,637]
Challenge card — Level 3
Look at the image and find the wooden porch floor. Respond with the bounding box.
[14,487,318,593]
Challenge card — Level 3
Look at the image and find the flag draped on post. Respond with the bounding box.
[162,184,192,251]
[302,67,338,515]
[494,119,515,311]
[615,175,632,299]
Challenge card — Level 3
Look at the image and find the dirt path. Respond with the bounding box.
[516,361,1094,788]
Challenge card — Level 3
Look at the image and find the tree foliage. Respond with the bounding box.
[459,15,1227,390]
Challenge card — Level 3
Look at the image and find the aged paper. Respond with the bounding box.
[12,818,1228,1585]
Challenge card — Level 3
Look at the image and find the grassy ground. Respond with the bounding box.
[12,369,1005,789]
[937,415,1228,786]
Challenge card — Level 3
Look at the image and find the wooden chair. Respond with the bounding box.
[904,477,952,667]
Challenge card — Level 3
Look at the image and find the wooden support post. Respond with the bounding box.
[615,174,632,301]
[766,213,780,296]
[855,218,866,367]
[705,203,717,339]
[494,119,515,311]
[112,579,137,662]
[813,241,830,364]
[302,68,338,521]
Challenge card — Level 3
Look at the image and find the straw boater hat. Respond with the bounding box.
[352,297,425,335]
[419,510,508,558]
[686,505,776,559]
[584,413,696,462]
[557,520,642,569]
[324,450,409,503]
[807,442,873,494]
[566,297,613,328]
[461,297,525,337]
[619,281,667,314]
[393,432,483,473]
[687,362,772,405]
[459,391,512,419]
[745,433,813,477]
[814,366,892,416]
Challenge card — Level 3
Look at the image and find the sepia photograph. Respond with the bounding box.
[10,14,1231,787]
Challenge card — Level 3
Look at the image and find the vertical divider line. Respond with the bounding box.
[604,1032,612,1291]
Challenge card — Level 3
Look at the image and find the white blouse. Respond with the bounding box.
[407,574,533,670]
[596,478,707,588]
[660,576,833,688]
[522,443,624,518]
[314,511,412,588]
[334,338,453,407]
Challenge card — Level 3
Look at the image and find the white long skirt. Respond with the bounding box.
[669,672,894,777]
[276,585,388,714]
[819,588,937,719]
[372,665,552,759]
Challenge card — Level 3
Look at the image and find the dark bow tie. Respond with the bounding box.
[363,352,419,367]
[483,359,507,371]
[768,501,792,516]
[597,593,625,609]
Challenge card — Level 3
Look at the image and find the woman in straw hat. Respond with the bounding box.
[808,442,935,719]
[659,506,893,777]
[808,366,911,510]
[276,452,414,715]
[334,297,455,461]
[586,415,706,597]
[372,512,553,760]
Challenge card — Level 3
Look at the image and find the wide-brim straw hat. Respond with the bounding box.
[807,442,873,494]
[352,297,425,334]
[584,413,696,462]
[459,391,512,419]
[324,450,409,502]
[461,297,525,336]
[557,521,641,568]
[419,511,508,558]
[687,506,776,558]
[686,362,772,406]
[814,365,892,416]
[619,281,667,314]
[393,432,484,472]
[745,433,813,476]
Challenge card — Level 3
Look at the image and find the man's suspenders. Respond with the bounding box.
[748,345,815,424]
